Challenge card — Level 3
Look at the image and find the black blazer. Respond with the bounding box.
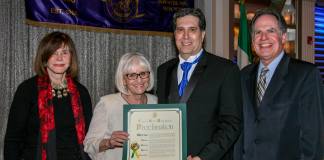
[4,76,93,160]
[234,54,324,160]
[157,51,242,160]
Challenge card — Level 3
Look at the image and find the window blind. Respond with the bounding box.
[315,5,324,82]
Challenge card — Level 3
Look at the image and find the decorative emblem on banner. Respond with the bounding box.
[104,0,144,23]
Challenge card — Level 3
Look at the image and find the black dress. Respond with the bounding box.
[4,76,92,160]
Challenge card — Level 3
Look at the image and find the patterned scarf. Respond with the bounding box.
[37,74,85,160]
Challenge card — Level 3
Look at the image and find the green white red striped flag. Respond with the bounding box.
[237,0,253,68]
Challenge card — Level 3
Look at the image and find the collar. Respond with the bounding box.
[258,51,284,74]
[179,49,203,64]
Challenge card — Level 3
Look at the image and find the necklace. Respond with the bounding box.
[51,79,68,98]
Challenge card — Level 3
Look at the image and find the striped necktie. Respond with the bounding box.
[256,67,269,106]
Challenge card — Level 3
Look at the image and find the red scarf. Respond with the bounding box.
[37,74,85,160]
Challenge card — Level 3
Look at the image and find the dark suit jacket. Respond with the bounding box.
[157,51,242,160]
[234,54,324,160]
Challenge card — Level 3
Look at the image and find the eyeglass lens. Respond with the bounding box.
[126,71,150,80]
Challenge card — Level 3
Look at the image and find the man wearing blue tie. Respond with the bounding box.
[157,8,242,160]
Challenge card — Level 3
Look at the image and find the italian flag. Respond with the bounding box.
[237,0,253,69]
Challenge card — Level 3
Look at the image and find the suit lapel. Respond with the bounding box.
[245,64,258,114]
[260,54,289,107]
[160,58,179,103]
[180,52,207,103]
[168,64,181,103]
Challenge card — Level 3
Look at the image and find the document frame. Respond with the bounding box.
[122,103,187,160]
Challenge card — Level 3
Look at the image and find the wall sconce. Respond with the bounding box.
[247,12,255,21]
[234,3,240,19]
[284,28,296,54]
[281,0,296,25]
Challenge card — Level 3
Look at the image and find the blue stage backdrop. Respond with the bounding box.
[25,0,194,33]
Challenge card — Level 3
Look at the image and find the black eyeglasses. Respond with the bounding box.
[125,71,150,80]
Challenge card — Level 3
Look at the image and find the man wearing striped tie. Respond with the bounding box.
[157,8,242,160]
[234,8,324,160]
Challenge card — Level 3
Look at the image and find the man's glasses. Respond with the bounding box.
[125,71,150,80]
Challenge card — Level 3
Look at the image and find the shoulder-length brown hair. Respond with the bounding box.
[34,31,79,78]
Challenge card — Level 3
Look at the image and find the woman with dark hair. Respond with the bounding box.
[4,31,92,160]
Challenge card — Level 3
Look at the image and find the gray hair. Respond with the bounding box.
[250,8,287,35]
[115,52,154,95]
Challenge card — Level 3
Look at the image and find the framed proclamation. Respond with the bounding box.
[122,104,187,160]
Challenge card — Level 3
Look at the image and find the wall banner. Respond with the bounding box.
[25,0,194,33]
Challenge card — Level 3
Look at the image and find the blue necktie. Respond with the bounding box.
[178,54,202,96]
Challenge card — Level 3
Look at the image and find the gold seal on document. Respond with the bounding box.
[131,142,140,150]
[130,142,140,158]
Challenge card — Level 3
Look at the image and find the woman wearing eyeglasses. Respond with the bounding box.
[84,52,157,160]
